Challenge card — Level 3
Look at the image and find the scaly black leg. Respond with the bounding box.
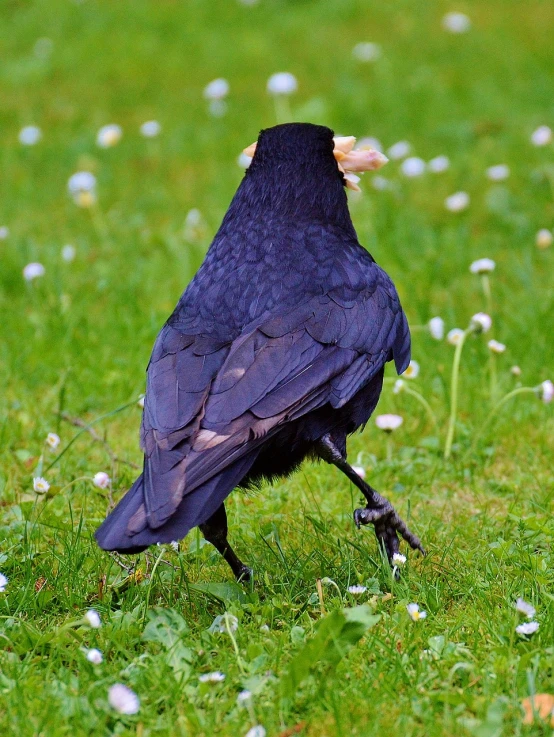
[199,504,252,582]
[316,434,425,563]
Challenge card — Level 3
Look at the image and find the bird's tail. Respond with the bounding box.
[95,452,258,554]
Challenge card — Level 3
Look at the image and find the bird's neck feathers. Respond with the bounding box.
[220,156,357,237]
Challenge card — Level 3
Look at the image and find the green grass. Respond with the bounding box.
[1,0,554,735]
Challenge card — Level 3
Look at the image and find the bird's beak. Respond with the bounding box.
[241,136,388,192]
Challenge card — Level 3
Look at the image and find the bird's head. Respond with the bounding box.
[242,123,388,192]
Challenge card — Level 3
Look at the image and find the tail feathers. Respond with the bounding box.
[95,452,257,553]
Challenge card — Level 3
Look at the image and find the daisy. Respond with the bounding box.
[402,360,420,379]
[237,690,252,705]
[427,155,450,173]
[33,477,50,493]
[352,42,381,62]
[199,671,225,683]
[387,141,411,160]
[203,78,230,100]
[535,229,553,249]
[356,137,383,152]
[392,553,406,566]
[267,72,297,95]
[67,171,97,208]
[445,191,470,212]
[442,12,471,33]
[487,340,506,354]
[393,379,405,394]
[137,395,145,409]
[46,432,60,449]
[375,414,403,432]
[515,621,539,636]
[84,609,101,628]
[140,120,161,137]
[469,258,495,274]
[85,648,103,664]
[245,727,266,737]
[96,124,122,148]
[407,603,427,621]
[351,465,366,479]
[539,380,553,403]
[428,316,445,340]
[515,598,536,619]
[61,244,76,262]
[470,312,492,333]
[348,585,367,595]
[23,263,45,281]
[19,125,42,145]
[0,226,9,239]
[93,472,111,489]
[510,365,522,377]
[486,164,509,181]
[447,328,464,346]
[530,125,552,147]
[400,157,426,177]
[108,684,140,714]
[0,574,8,592]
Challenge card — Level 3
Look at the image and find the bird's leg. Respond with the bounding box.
[316,434,425,563]
[199,504,252,582]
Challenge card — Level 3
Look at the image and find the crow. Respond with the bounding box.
[96,122,424,580]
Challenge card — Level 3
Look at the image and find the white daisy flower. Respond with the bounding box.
[210,612,239,634]
[515,598,536,619]
[392,553,407,566]
[0,573,8,592]
[46,432,61,449]
[535,229,553,249]
[539,380,553,403]
[375,414,403,432]
[203,78,230,100]
[348,585,367,595]
[356,137,383,153]
[93,472,111,489]
[19,125,42,145]
[0,226,9,239]
[169,540,179,552]
[84,609,101,628]
[387,141,411,160]
[445,191,470,212]
[237,690,252,705]
[140,120,161,138]
[447,328,465,346]
[96,124,122,148]
[61,244,76,262]
[487,340,506,354]
[442,12,471,33]
[469,258,495,274]
[137,394,145,409]
[245,727,266,737]
[351,465,366,479]
[352,42,381,62]
[23,262,45,281]
[199,671,225,683]
[402,360,420,379]
[267,72,297,95]
[108,683,140,714]
[67,171,97,208]
[427,316,444,340]
[515,621,539,636]
[510,365,522,377]
[393,379,405,394]
[530,125,552,147]
[486,164,510,181]
[85,648,103,664]
[400,157,426,177]
[470,312,492,333]
[427,155,450,173]
[33,476,50,493]
[407,603,427,621]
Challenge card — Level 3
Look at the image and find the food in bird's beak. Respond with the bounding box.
[241,135,388,191]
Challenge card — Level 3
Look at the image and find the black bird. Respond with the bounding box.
[96,122,424,579]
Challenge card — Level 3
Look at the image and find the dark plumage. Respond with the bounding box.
[95,123,423,578]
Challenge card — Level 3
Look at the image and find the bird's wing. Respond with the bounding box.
[137,261,409,533]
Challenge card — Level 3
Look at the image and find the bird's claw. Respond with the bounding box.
[353,504,425,564]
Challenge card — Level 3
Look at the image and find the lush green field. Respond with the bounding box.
[1,0,553,735]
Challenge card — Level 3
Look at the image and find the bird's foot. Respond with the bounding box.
[353,502,425,565]
[235,565,253,583]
